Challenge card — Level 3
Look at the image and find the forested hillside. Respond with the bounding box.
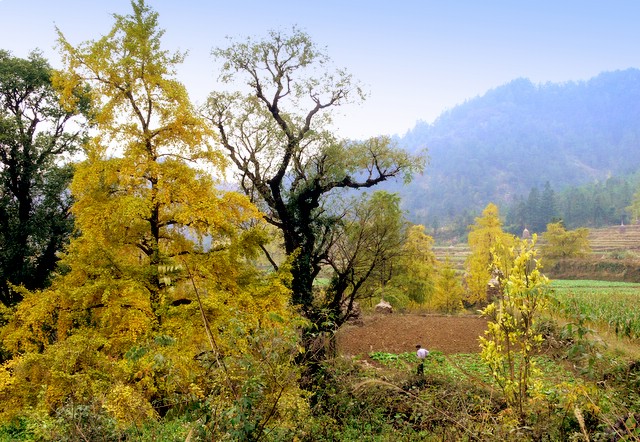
[393,69,640,226]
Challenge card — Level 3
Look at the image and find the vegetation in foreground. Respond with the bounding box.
[2,1,640,441]
[2,318,638,441]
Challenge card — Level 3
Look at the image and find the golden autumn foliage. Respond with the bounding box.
[432,258,465,313]
[479,236,550,422]
[0,1,307,434]
[465,203,517,306]
[541,221,591,262]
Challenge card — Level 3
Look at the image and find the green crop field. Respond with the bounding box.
[369,350,576,387]
[550,279,640,340]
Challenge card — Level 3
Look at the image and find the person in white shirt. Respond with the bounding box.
[416,344,429,375]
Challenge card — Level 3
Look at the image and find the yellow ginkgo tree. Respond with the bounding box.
[0,1,306,436]
[466,203,516,306]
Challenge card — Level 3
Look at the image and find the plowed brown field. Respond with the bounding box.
[337,314,488,356]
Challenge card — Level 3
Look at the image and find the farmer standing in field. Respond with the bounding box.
[416,344,429,375]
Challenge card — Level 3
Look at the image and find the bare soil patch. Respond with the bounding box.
[337,313,488,356]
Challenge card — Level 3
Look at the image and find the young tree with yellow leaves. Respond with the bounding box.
[541,221,591,263]
[432,258,465,313]
[1,1,307,435]
[465,203,516,306]
[479,235,550,423]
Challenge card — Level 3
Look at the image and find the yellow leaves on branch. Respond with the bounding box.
[432,258,465,313]
[56,0,223,167]
[104,384,157,428]
[466,203,517,306]
[0,1,305,430]
[69,154,259,253]
[0,331,113,421]
[541,221,591,261]
[479,236,550,420]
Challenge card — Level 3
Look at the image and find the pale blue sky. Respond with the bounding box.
[2,0,640,139]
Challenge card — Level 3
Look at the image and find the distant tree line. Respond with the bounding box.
[504,176,638,235]
[427,174,640,242]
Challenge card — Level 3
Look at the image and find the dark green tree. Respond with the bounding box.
[505,195,527,235]
[559,187,589,228]
[204,28,423,358]
[0,50,85,305]
[325,192,407,312]
[540,181,558,228]
[525,186,543,233]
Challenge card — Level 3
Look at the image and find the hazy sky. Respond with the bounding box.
[2,1,640,139]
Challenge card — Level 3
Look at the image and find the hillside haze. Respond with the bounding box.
[393,68,640,225]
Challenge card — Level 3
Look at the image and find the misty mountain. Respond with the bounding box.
[391,68,640,225]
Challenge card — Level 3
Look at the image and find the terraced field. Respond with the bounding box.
[588,223,640,257]
[432,243,469,272]
[432,223,640,272]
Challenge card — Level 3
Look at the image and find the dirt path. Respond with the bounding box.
[337,313,488,356]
